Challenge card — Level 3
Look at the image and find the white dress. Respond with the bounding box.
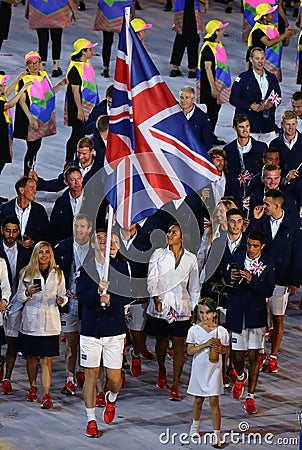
[186,324,229,397]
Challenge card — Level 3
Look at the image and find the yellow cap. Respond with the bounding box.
[130,18,152,33]
[204,20,229,39]
[254,3,278,21]
[71,38,98,56]
[25,51,41,63]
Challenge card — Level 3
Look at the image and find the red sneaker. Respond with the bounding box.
[41,393,53,409]
[121,370,127,387]
[103,392,116,424]
[27,386,38,402]
[265,356,278,373]
[156,369,168,389]
[76,371,85,387]
[226,367,237,384]
[86,420,99,438]
[2,379,12,395]
[244,397,257,414]
[169,385,180,401]
[167,348,174,361]
[130,351,141,377]
[258,353,266,372]
[232,371,248,400]
[61,381,75,396]
[96,391,105,407]
[141,347,153,360]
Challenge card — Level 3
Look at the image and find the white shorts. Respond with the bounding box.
[231,328,265,351]
[80,333,125,369]
[267,285,289,316]
[61,313,81,333]
[126,302,148,331]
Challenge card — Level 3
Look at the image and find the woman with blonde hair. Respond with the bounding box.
[197,197,237,279]
[17,241,67,409]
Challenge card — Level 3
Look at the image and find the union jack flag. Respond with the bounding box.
[242,196,250,210]
[250,260,266,276]
[166,306,179,324]
[238,170,252,185]
[103,8,219,228]
[267,90,281,108]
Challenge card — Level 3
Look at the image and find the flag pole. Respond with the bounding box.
[104,204,114,283]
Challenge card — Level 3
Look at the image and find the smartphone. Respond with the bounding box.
[33,279,42,288]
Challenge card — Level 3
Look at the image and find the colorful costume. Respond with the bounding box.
[64,60,99,125]
[248,22,282,81]
[93,0,131,32]
[197,41,231,105]
[28,0,70,29]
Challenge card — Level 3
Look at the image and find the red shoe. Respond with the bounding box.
[169,385,180,401]
[141,347,153,360]
[0,355,5,383]
[226,367,237,384]
[232,371,248,400]
[121,370,127,387]
[2,379,13,395]
[103,392,116,424]
[265,356,278,373]
[86,420,99,438]
[96,391,105,407]
[61,381,75,396]
[244,397,257,414]
[41,393,53,409]
[60,335,66,342]
[167,348,174,361]
[27,386,38,402]
[76,371,85,387]
[258,353,266,372]
[130,351,141,377]
[156,369,168,389]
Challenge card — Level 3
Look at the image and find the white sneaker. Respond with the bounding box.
[189,421,200,437]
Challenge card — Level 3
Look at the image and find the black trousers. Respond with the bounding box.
[205,97,221,134]
[65,124,85,163]
[36,28,63,61]
[170,32,200,69]
[102,31,114,68]
[24,138,42,175]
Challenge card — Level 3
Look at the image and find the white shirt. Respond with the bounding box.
[283,132,298,150]
[213,172,226,202]
[120,230,137,251]
[237,138,252,158]
[184,105,195,120]
[227,234,242,254]
[79,163,93,178]
[253,70,269,100]
[3,242,17,295]
[69,192,83,216]
[147,246,200,319]
[74,240,90,268]
[95,258,106,281]
[244,254,260,272]
[270,211,284,239]
[15,199,31,238]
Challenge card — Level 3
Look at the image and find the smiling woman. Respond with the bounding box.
[17,241,67,409]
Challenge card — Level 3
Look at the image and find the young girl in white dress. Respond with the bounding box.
[186,297,229,448]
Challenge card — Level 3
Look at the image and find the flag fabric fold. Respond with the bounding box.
[103,9,219,228]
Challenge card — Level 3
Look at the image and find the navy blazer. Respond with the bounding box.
[188,106,213,151]
[77,256,130,338]
[224,137,267,207]
[230,68,281,133]
[270,131,302,176]
[0,238,32,292]
[0,199,50,244]
[224,252,276,333]
[50,190,74,246]
[37,158,102,193]
[83,99,107,135]
[250,211,302,287]
[248,188,299,223]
